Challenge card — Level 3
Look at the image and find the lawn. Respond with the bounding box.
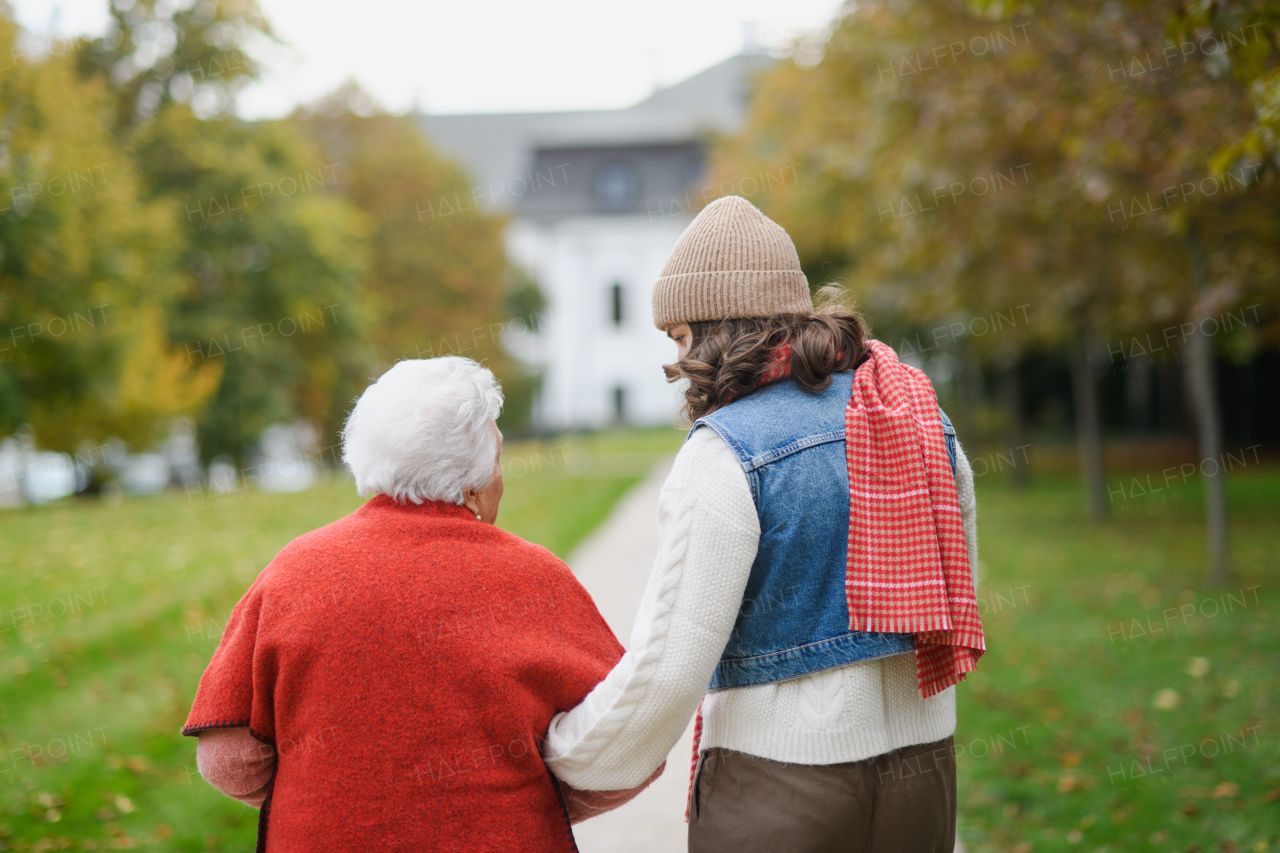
[956,467,1278,853]
[1,432,1276,852]
[0,428,685,851]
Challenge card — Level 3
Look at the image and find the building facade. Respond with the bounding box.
[418,53,774,429]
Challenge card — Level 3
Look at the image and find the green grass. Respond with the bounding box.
[956,467,1279,853]
[0,428,684,851]
[2,431,1276,852]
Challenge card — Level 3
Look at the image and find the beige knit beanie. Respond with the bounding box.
[651,195,813,329]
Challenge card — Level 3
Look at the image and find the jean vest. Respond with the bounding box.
[689,372,958,691]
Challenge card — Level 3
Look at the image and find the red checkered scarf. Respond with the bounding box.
[686,338,984,818]
[839,339,984,692]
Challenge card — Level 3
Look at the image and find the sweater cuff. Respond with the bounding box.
[195,726,276,806]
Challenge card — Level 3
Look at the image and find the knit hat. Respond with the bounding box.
[651,195,813,329]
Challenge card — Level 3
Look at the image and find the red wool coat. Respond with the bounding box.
[183,496,625,852]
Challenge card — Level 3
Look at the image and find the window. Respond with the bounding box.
[612,385,627,424]
[594,162,639,211]
[610,282,624,327]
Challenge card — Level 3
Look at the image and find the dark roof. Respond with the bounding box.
[415,53,776,212]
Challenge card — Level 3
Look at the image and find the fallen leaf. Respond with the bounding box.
[1061,751,1082,767]
[1153,688,1180,710]
[1213,781,1240,798]
[1057,773,1093,793]
[1186,657,1211,678]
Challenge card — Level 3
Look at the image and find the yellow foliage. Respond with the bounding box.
[111,305,223,442]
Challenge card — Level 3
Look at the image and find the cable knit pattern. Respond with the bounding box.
[548,489,697,778]
[543,429,980,789]
[544,430,759,790]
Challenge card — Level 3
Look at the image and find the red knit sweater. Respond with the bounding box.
[183,496,626,852]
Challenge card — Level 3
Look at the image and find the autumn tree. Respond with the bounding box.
[75,0,372,464]
[714,0,1280,575]
[1051,0,1280,579]
[0,14,219,451]
[130,105,369,462]
[76,0,275,130]
[292,85,537,430]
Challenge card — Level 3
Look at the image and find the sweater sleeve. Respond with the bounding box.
[542,427,760,790]
[195,726,276,808]
[953,438,979,592]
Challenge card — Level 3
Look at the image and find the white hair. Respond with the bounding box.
[342,357,504,505]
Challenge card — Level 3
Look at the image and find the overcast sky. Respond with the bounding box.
[12,0,842,118]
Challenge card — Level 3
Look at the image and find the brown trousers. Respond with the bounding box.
[688,737,957,853]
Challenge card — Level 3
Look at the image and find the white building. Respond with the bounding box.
[418,52,775,429]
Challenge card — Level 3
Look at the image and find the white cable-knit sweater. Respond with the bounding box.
[544,427,979,791]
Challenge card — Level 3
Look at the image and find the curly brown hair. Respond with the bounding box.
[663,288,870,422]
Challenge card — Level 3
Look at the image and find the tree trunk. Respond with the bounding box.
[1185,228,1232,585]
[998,357,1030,489]
[1069,330,1106,521]
[1186,323,1230,583]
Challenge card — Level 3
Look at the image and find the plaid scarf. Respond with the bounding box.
[687,339,984,818]
[840,339,984,694]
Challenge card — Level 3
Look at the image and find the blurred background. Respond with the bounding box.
[0,0,1276,850]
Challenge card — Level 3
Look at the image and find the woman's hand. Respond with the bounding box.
[559,761,666,824]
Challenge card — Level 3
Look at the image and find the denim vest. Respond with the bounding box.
[689,372,958,691]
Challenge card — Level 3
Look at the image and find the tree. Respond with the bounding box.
[76,0,274,130]
[711,0,1108,509]
[1172,1,1280,167]
[713,0,1280,560]
[1059,1,1280,579]
[75,2,372,464]
[0,14,218,451]
[130,105,370,462]
[292,85,539,431]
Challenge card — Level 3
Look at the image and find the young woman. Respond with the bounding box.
[543,196,985,853]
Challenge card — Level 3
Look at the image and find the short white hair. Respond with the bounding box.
[342,357,504,505]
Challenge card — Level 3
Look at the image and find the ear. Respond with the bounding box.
[462,487,479,517]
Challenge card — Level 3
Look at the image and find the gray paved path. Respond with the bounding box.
[566,459,693,853]
[563,459,965,853]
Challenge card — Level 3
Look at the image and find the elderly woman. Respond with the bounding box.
[183,356,659,851]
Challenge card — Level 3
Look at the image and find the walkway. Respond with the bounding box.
[566,460,692,852]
